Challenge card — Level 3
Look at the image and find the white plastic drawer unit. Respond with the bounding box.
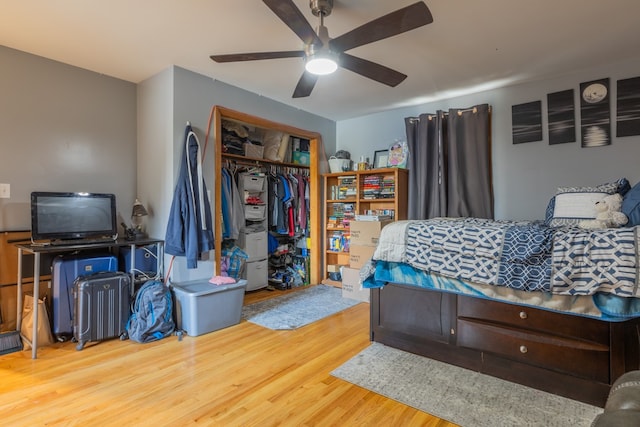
[244,204,267,221]
[242,174,266,192]
[245,259,268,290]
[238,230,267,260]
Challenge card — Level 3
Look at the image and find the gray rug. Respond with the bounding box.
[242,284,361,330]
[331,342,602,427]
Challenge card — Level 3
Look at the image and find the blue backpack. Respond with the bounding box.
[126,280,175,343]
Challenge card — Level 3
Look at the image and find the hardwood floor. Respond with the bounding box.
[0,287,455,426]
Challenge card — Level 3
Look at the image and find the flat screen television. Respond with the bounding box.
[30,191,118,243]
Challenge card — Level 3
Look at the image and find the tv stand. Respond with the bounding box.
[15,237,164,359]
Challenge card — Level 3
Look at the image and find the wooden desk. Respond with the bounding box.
[16,237,164,359]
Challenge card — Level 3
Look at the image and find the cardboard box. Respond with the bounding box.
[349,244,376,269]
[349,220,392,246]
[171,280,247,336]
[341,267,370,303]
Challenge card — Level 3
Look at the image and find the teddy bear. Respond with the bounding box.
[579,193,628,229]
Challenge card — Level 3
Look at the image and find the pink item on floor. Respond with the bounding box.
[209,275,237,285]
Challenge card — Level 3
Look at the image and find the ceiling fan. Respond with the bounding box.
[210,0,433,98]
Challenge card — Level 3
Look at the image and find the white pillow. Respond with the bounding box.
[549,191,608,227]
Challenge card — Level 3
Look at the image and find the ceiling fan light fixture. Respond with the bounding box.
[305,54,338,75]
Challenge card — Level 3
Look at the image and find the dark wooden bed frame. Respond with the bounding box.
[370,282,640,407]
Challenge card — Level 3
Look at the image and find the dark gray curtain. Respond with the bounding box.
[405,111,447,219]
[405,104,493,220]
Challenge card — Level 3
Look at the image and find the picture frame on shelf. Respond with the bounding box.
[373,150,389,169]
[387,140,408,168]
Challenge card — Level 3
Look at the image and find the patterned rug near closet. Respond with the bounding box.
[332,342,602,427]
[242,284,360,330]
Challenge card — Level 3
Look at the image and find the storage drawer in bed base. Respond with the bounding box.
[457,318,610,383]
[370,283,640,407]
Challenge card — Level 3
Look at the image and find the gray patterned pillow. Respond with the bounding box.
[556,182,620,195]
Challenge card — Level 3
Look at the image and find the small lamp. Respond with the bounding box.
[130,199,148,239]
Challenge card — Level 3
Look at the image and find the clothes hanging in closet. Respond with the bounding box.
[220,166,244,240]
[220,163,309,240]
[268,172,309,238]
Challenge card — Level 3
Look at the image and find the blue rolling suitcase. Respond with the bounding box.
[51,254,118,341]
[73,271,131,351]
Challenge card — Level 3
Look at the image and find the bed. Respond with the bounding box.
[361,181,640,407]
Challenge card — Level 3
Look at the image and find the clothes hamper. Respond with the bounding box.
[171,279,247,336]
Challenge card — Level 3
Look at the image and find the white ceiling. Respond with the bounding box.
[2,0,639,121]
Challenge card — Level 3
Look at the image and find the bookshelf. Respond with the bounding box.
[322,168,408,285]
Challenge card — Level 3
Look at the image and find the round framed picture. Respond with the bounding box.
[387,140,408,168]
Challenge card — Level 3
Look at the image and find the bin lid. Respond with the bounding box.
[171,279,247,296]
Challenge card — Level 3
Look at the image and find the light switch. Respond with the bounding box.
[0,183,9,199]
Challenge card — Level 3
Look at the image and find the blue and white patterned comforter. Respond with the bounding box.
[373,218,640,298]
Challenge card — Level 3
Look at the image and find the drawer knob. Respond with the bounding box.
[519,311,528,319]
[519,345,528,354]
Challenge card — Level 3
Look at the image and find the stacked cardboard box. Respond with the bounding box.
[341,266,370,303]
[348,220,391,269]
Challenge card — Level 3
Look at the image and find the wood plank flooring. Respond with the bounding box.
[0,287,455,426]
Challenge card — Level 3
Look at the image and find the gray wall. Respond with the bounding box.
[0,45,137,232]
[136,67,174,241]
[337,57,640,220]
[6,41,638,276]
[138,66,336,282]
[0,45,335,286]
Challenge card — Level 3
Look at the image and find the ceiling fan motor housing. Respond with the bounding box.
[310,0,333,17]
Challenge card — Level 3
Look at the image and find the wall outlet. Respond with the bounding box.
[0,183,9,199]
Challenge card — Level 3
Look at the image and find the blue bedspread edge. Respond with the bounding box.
[362,260,640,321]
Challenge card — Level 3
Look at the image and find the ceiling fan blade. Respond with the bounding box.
[210,50,305,63]
[330,2,433,53]
[292,71,319,98]
[263,0,322,46]
[339,53,407,87]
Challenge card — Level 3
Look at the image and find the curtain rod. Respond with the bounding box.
[408,105,491,122]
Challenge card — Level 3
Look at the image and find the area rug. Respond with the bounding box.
[242,284,361,330]
[331,342,602,427]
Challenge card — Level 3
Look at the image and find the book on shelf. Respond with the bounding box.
[337,175,356,183]
[355,214,393,221]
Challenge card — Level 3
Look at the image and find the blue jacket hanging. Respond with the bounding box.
[165,123,215,268]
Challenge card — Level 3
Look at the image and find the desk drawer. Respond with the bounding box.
[457,318,610,382]
[457,295,609,345]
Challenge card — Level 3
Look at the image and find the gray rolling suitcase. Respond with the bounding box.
[51,254,118,341]
[73,271,131,351]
